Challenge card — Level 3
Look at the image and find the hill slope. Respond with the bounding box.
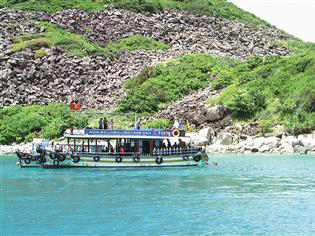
[0,0,314,144]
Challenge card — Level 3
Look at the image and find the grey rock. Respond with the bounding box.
[293,145,308,154]
[216,132,233,145]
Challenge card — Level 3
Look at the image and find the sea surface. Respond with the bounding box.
[1,154,315,235]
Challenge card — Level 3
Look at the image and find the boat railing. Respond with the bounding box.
[153,147,202,156]
[41,144,202,157]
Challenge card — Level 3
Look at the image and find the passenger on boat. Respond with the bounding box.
[178,119,183,130]
[109,119,114,129]
[99,118,104,129]
[173,142,178,148]
[173,117,179,129]
[179,139,186,149]
[135,118,142,130]
[160,141,166,149]
[108,143,114,153]
[167,139,172,148]
[184,120,191,132]
[104,117,108,129]
[119,145,125,156]
[81,141,85,152]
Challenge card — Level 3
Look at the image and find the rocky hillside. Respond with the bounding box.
[0,8,289,109]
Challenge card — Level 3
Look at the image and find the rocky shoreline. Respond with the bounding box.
[0,142,33,155]
[2,130,315,156]
[191,127,315,155]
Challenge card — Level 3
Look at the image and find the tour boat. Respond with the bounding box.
[16,128,209,168]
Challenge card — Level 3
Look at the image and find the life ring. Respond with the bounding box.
[49,152,57,160]
[193,155,201,162]
[94,156,100,162]
[57,153,66,162]
[72,156,80,163]
[53,160,59,166]
[133,156,140,163]
[24,158,31,164]
[172,129,179,137]
[183,155,189,161]
[155,157,163,165]
[116,156,122,163]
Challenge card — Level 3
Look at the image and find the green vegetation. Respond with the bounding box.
[143,119,170,129]
[34,48,48,58]
[118,54,239,113]
[106,35,169,52]
[1,0,271,28]
[118,40,315,134]
[210,40,315,133]
[0,103,88,144]
[10,23,168,57]
[87,111,138,130]
[10,22,114,58]
[0,0,104,12]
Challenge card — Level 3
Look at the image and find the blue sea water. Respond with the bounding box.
[1,154,315,235]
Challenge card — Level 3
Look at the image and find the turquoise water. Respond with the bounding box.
[1,154,315,235]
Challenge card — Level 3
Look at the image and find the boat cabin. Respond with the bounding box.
[62,128,199,157]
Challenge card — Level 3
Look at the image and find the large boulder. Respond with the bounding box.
[259,145,270,153]
[192,105,228,125]
[192,114,208,125]
[264,137,280,149]
[204,105,228,122]
[293,145,308,154]
[297,134,315,148]
[215,132,233,145]
[253,137,280,149]
[188,128,212,146]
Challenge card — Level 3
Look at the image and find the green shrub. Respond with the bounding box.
[258,119,272,136]
[143,119,170,129]
[34,48,48,58]
[0,103,88,144]
[211,40,315,133]
[10,37,51,51]
[119,54,239,113]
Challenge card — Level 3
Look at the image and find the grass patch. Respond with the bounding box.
[10,22,114,58]
[106,0,272,28]
[3,0,272,28]
[143,118,170,129]
[106,35,169,52]
[2,0,104,12]
[10,37,51,51]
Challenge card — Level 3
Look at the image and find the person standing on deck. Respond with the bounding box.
[104,117,108,129]
[109,119,114,129]
[135,118,142,130]
[99,118,104,129]
[173,117,179,129]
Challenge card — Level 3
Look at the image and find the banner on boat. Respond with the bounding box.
[84,129,173,137]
